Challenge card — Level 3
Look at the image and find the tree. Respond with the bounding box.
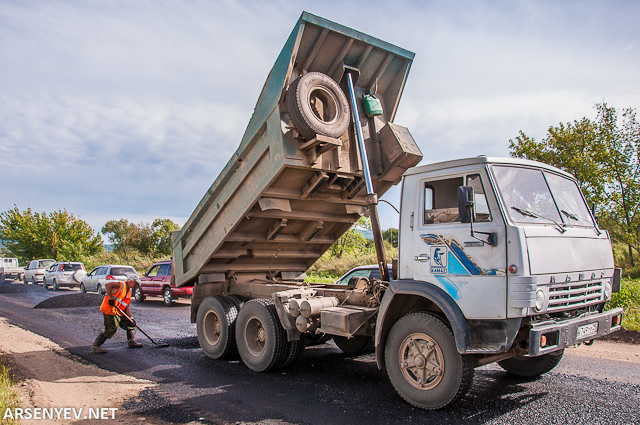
[328,217,373,258]
[383,228,399,248]
[0,207,103,263]
[509,102,640,265]
[151,218,181,256]
[102,218,180,258]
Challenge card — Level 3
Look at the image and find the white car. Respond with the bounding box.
[23,259,55,285]
[43,261,86,290]
[80,264,138,294]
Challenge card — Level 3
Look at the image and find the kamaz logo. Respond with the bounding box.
[430,246,447,274]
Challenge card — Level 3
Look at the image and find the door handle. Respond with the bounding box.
[414,254,430,262]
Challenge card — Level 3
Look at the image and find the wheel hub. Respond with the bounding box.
[399,333,444,390]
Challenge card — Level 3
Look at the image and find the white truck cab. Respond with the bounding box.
[391,156,622,358]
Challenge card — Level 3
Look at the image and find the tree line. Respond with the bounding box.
[0,206,180,264]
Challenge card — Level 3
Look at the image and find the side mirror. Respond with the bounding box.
[457,186,476,223]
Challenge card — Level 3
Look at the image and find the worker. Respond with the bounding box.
[91,275,143,353]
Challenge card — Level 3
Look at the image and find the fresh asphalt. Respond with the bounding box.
[0,280,638,425]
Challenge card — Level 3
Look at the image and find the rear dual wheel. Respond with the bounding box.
[197,296,239,359]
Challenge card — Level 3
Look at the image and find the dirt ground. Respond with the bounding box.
[0,315,638,425]
[0,318,179,424]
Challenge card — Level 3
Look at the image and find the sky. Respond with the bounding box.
[1,0,639,236]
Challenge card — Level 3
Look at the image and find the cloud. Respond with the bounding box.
[1,0,639,236]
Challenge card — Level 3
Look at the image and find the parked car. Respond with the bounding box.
[43,261,86,290]
[0,258,25,281]
[23,259,55,285]
[80,264,138,294]
[333,264,393,285]
[134,260,193,306]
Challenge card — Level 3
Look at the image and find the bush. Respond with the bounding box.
[606,278,640,331]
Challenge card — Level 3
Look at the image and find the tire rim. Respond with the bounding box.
[203,310,222,346]
[308,87,339,124]
[135,287,141,301]
[398,332,444,390]
[164,289,171,304]
[97,284,102,294]
[244,315,266,356]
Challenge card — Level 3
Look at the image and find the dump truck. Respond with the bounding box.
[171,12,624,410]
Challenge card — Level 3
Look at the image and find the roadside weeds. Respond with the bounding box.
[0,359,21,425]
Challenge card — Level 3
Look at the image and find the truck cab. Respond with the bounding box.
[388,156,621,357]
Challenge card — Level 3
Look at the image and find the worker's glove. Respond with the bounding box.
[108,299,115,307]
[131,318,137,327]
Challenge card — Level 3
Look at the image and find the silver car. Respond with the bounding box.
[43,261,86,290]
[23,259,55,285]
[80,264,138,294]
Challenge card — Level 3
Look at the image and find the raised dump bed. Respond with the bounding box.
[172,12,422,290]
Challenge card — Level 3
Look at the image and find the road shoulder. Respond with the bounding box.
[0,317,163,424]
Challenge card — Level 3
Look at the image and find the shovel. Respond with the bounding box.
[114,305,170,348]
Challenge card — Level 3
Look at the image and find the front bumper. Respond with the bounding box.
[528,307,623,356]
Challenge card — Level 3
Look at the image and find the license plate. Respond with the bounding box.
[577,322,598,340]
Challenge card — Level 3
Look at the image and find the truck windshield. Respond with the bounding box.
[492,165,595,228]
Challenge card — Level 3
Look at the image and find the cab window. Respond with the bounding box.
[423,174,492,224]
[466,174,491,222]
[423,177,463,224]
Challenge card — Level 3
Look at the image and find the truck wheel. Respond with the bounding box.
[236,299,287,372]
[197,296,239,359]
[134,285,145,302]
[498,350,564,377]
[385,312,474,410]
[162,286,173,306]
[334,335,374,355]
[285,72,350,140]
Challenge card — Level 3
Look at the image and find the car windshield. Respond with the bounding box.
[492,165,595,228]
[40,260,55,268]
[61,263,83,271]
[111,267,137,276]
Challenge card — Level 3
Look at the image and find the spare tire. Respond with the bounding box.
[72,270,86,283]
[285,72,350,140]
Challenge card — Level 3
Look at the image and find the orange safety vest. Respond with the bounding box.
[100,282,131,316]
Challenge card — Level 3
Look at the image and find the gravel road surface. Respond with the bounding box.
[0,280,638,425]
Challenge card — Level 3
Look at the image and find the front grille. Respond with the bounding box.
[547,280,603,311]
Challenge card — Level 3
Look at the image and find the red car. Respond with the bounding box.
[133,260,193,306]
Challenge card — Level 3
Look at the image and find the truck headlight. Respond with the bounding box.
[535,289,546,311]
[604,282,613,301]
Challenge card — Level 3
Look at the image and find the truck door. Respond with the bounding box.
[402,171,507,319]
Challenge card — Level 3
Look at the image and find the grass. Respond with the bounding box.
[606,278,640,331]
[0,361,21,425]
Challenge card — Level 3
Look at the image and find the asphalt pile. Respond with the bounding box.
[33,293,104,309]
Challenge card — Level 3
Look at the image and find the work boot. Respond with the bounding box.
[91,333,108,354]
[127,330,143,348]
